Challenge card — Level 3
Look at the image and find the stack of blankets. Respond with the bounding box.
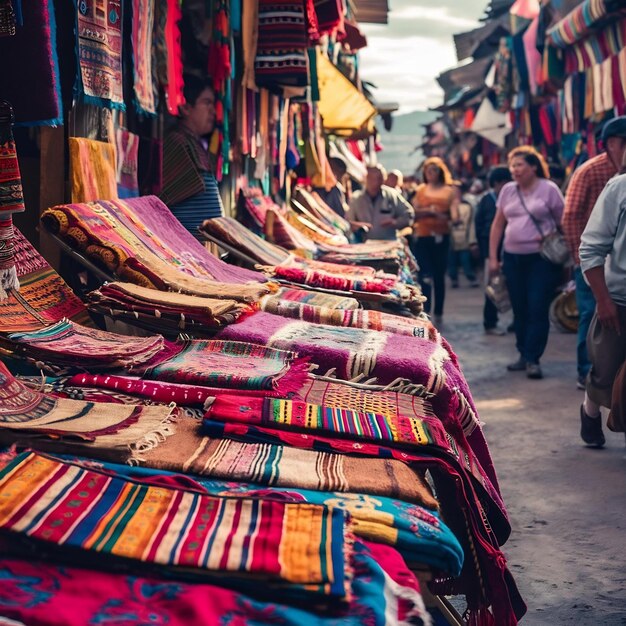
[0,204,526,624]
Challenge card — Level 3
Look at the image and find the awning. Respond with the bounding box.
[349,0,389,25]
[436,56,494,100]
[343,21,368,50]
[547,0,626,48]
[453,14,510,62]
[316,50,377,136]
[470,97,511,148]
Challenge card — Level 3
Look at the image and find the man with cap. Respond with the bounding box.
[578,117,626,448]
[563,116,626,391]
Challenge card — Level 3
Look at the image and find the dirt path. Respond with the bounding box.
[440,281,626,625]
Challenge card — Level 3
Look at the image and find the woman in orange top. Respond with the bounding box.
[411,157,459,323]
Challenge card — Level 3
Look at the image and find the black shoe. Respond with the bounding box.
[507,357,526,371]
[580,405,605,448]
[526,362,543,379]
[507,323,515,333]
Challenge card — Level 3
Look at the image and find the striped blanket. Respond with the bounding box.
[205,395,450,450]
[0,451,350,598]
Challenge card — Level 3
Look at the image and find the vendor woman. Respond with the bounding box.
[160,74,224,237]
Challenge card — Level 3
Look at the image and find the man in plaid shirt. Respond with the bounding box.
[562,116,626,390]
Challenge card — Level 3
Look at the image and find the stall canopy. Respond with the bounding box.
[316,51,377,135]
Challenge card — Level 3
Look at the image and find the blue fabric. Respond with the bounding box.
[56,455,463,576]
[169,171,224,237]
[574,266,596,378]
[503,252,562,364]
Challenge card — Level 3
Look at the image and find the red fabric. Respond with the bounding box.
[304,0,320,43]
[165,0,185,115]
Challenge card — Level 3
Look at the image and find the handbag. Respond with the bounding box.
[516,186,572,266]
[485,273,511,313]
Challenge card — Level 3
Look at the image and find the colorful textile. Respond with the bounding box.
[204,419,524,625]
[265,207,319,256]
[0,360,175,459]
[88,282,251,331]
[0,228,88,331]
[0,540,430,626]
[0,451,351,599]
[205,395,449,451]
[267,286,360,310]
[219,313,498,494]
[0,0,63,125]
[8,319,164,370]
[139,339,309,394]
[260,299,440,341]
[162,0,185,115]
[75,0,124,109]
[131,0,156,115]
[72,457,460,576]
[69,137,118,203]
[201,215,292,266]
[65,373,283,405]
[137,415,438,507]
[255,0,309,88]
[0,123,25,299]
[41,195,265,286]
[115,128,140,198]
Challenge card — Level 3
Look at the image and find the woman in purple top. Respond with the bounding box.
[488,146,565,379]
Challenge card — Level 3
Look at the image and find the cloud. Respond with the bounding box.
[359,0,487,112]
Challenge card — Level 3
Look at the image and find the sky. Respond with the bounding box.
[359,0,490,114]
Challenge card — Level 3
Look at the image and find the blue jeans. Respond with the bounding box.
[448,249,476,282]
[574,266,596,379]
[412,235,449,316]
[502,252,562,364]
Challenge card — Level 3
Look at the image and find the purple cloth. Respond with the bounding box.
[498,179,565,255]
[218,310,505,520]
[122,195,264,284]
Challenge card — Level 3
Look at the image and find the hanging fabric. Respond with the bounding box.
[131,0,156,115]
[0,102,25,299]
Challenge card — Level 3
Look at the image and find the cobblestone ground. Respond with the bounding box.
[439,279,626,625]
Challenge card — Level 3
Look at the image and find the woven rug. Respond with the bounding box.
[137,415,438,507]
[219,312,499,495]
[255,0,309,87]
[0,539,430,626]
[0,228,88,332]
[0,451,350,599]
[0,360,175,461]
[68,455,461,577]
[138,339,309,394]
[263,287,359,310]
[88,281,251,329]
[205,395,449,451]
[8,319,164,370]
[260,299,439,340]
[75,0,124,108]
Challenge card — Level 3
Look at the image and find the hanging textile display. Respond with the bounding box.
[115,128,140,198]
[0,0,63,125]
[255,0,310,88]
[131,0,156,115]
[75,0,124,109]
[69,137,118,203]
[0,103,24,300]
[153,0,184,115]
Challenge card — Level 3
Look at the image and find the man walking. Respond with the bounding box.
[563,116,626,389]
[578,122,626,448]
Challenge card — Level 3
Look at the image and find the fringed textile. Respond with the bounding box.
[7,319,164,371]
[75,0,124,109]
[137,415,439,507]
[0,451,351,599]
[205,395,449,450]
[131,0,156,115]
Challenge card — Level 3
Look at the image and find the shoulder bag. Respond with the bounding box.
[516,186,572,266]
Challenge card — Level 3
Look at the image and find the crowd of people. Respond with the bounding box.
[159,77,626,449]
